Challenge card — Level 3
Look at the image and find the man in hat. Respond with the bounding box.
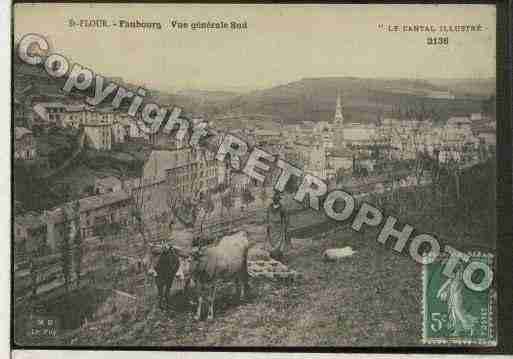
[266,190,290,262]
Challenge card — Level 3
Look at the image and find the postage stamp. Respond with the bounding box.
[422,252,496,345]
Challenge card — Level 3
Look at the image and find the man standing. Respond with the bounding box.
[266,190,289,262]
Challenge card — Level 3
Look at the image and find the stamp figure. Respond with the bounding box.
[423,252,496,345]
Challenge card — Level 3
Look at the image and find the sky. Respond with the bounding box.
[14,4,496,92]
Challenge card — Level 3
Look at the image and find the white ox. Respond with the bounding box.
[191,231,250,320]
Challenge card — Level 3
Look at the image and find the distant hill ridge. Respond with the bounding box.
[209,76,494,125]
[13,52,494,126]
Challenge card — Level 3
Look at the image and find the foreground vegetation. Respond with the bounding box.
[46,163,495,347]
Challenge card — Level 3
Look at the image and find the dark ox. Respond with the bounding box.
[154,246,180,310]
[191,231,250,320]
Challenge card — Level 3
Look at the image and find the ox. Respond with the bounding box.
[155,245,180,310]
[146,243,181,310]
[191,231,250,320]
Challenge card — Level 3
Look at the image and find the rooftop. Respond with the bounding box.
[37,102,67,108]
[15,127,32,140]
[95,176,122,189]
[83,122,112,128]
[79,189,131,212]
[65,104,87,112]
[46,190,132,223]
[328,149,354,158]
[15,212,44,229]
[475,128,496,135]
[447,116,472,125]
[255,129,280,137]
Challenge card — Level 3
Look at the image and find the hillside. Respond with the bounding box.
[31,160,495,346]
[427,78,496,98]
[206,77,495,125]
[14,143,150,214]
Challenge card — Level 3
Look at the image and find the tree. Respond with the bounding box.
[70,201,82,287]
[166,191,180,237]
[284,172,301,194]
[221,189,234,231]
[196,191,216,235]
[131,176,149,244]
[259,186,268,207]
[61,202,76,292]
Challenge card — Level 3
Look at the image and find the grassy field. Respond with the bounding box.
[60,229,421,347]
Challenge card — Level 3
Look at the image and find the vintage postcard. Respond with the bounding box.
[11,3,498,348]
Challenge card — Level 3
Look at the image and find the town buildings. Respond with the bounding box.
[14,88,497,275]
[427,90,455,100]
[279,92,496,181]
[13,97,27,127]
[13,185,134,282]
[162,147,219,198]
[94,176,123,195]
[31,102,149,150]
[14,127,37,161]
[34,102,68,125]
[83,122,112,151]
[344,122,376,147]
[326,148,354,178]
[127,146,222,221]
[14,213,47,262]
[43,189,133,249]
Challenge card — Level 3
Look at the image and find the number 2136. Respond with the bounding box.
[427,37,449,45]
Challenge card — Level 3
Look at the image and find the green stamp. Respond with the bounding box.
[422,252,496,345]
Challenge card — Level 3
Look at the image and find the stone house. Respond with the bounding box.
[14,127,37,161]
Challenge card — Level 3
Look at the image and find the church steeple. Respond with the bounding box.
[334,91,344,126]
[333,91,345,148]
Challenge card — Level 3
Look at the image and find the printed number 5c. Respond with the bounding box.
[430,312,445,332]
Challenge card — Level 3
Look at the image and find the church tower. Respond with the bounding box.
[333,92,345,147]
[334,92,344,126]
